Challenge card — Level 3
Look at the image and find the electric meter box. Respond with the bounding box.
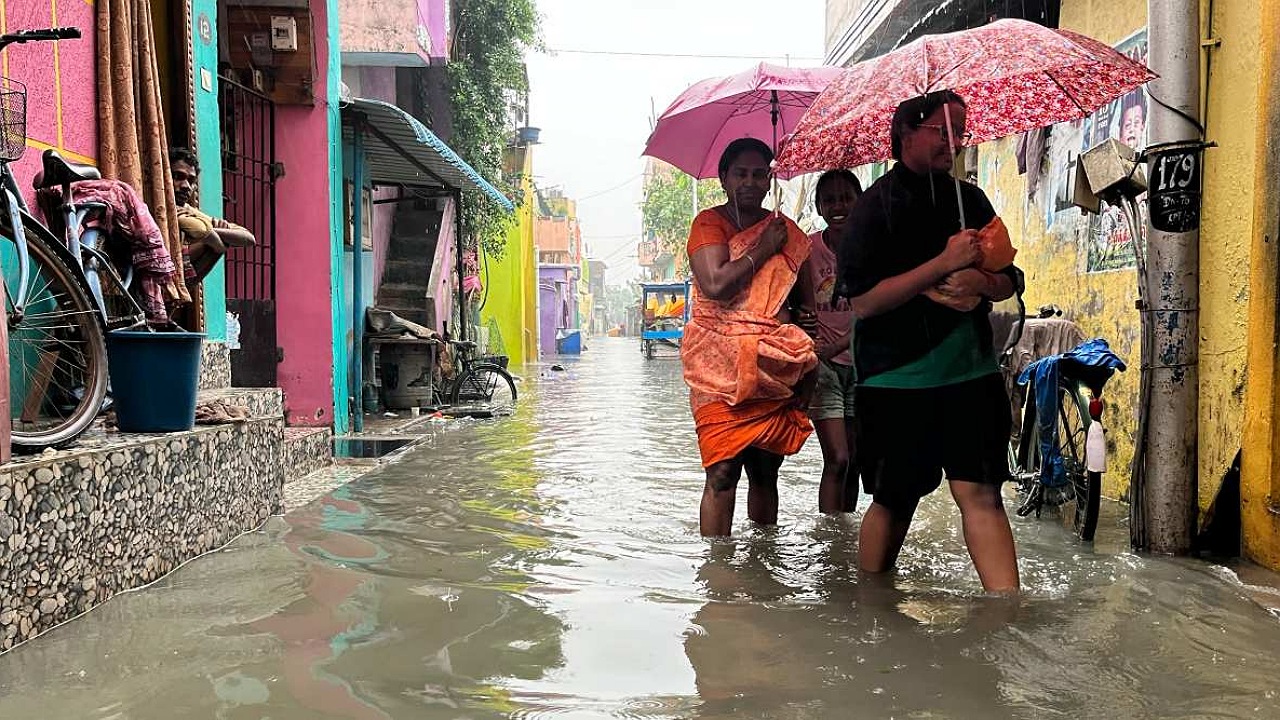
[270,16,298,52]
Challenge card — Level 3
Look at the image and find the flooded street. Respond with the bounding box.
[2,336,1279,719]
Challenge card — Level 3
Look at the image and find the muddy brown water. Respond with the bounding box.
[1,337,1278,719]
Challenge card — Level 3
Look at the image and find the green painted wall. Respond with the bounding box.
[190,0,225,341]
[327,0,349,434]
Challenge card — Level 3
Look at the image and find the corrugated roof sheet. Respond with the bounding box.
[342,98,513,210]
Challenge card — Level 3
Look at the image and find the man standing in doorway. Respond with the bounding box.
[170,147,256,328]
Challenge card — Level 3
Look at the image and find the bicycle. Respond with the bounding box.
[999,306,1126,542]
[1,27,148,450]
[445,340,518,416]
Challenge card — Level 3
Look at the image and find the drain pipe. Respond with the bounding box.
[351,115,366,434]
[1138,0,1203,554]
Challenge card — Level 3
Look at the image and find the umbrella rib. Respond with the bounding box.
[1045,70,1089,115]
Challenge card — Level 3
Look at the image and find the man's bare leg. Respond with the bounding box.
[949,480,1019,592]
[858,500,916,573]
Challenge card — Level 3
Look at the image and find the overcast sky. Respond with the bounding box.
[525,0,825,282]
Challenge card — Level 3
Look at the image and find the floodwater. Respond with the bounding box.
[1,337,1279,719]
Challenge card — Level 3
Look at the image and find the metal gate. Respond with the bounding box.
[219,76,279,387]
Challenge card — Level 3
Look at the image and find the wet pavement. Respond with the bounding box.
[2,336,1279,719]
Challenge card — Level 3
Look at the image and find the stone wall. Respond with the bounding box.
[282,427,333,481]
[198,341,232,391]
[0,416,284,650]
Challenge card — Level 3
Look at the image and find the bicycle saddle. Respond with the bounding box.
[33,149,101,190]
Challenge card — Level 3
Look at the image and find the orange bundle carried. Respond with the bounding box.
[977,215,1017,272]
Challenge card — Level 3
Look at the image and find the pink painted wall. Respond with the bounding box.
[339,0,429,63]
[431,196,455,334]
[4,0,98,200]
[425,0,449,62]
[274,0,336,427]
[360,67,396,290]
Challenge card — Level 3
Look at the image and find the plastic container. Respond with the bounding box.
[106,330,204,432]
[556,329,582,354]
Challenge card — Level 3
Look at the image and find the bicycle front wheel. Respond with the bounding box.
[449,363,517,416]
[3,218,109,449]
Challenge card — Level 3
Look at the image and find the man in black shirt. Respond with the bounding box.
[839,91,1022,593]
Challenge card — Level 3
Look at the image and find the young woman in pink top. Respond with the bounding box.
[804,169,863,514]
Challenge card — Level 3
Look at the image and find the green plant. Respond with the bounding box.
[449,0,541,259]
[641,166,725,263]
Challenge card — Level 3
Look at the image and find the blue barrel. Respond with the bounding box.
[556,329,582,354]
[106,330,205,432]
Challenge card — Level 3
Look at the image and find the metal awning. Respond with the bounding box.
[341,97,513,210]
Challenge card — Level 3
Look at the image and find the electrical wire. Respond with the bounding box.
[542,48,822,61]
[575,174,644,201]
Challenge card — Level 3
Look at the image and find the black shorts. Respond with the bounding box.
[856,373,1012,514]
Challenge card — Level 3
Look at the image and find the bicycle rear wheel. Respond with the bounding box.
[1010,381,1101,542]
[1055,383,1101,541]
[3,217,108,449]
[449,363,517,416]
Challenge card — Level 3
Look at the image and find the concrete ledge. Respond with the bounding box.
[0,416,284,650]
[283,426,333,482]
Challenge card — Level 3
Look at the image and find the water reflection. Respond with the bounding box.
[0,337,1277,719]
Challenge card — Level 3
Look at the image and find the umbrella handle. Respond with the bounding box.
[943,103,968,228]
[772,89,781,218]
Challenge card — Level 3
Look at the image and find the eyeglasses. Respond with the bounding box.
[917,123,973,144]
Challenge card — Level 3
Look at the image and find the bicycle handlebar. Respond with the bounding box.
[0,28,81,52]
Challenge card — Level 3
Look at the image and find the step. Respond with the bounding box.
[0,413,285,650]
[370,305,431,327]
[283,426,333,482]
[197,387,284,420]
[382,258,430,285]
[376,285,430,312]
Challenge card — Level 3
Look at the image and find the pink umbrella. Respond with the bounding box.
[643,62,846,179]
[775,19,1157,175]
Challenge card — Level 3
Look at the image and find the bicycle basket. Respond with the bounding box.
[0,79,26,163]
[479,354,509,370]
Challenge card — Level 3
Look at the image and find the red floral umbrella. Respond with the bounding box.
[774,19,1157,174]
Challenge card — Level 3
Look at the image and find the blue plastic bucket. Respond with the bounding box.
[106,330,205,432]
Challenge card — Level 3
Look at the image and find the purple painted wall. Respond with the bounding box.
[275,0,337,427]
[538,264,577,356]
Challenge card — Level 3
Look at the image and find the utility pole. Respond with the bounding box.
[1139,0,1203,554]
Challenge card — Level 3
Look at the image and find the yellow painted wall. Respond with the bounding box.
[982,0,1260,528]
[1195,0,1260,518]
[982,0,1149,502]
[1240,0,1280,571]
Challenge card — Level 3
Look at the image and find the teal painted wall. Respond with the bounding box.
[327,0,349,434]
[190,0,226,341]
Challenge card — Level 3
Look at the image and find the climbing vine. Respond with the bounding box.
[448,0,541,260]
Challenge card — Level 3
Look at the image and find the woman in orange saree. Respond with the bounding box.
[683,138,819,536]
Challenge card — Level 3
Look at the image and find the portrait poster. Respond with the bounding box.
[1082,29,1149,273]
